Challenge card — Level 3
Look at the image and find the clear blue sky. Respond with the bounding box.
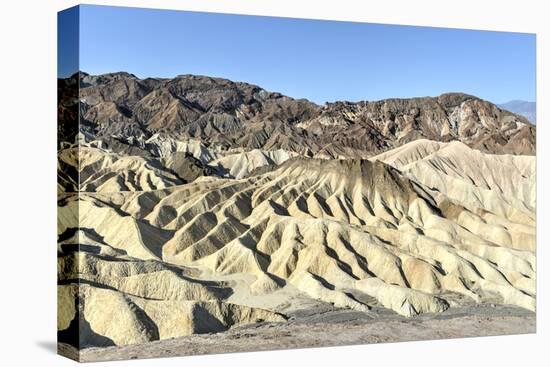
[60,5,536,104]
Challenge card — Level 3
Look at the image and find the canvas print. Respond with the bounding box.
[57,5,536,362]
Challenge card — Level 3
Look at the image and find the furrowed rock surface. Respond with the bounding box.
[57,72,536,351]
[58,140,535,348]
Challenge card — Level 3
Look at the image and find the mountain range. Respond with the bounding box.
[57,72,537,357]
[498,100,536,124]
[59,72,535,157]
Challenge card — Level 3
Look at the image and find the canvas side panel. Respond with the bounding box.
[57,5,81,362]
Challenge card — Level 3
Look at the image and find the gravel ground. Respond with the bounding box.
[58,303,535,363]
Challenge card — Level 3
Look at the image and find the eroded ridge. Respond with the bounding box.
[58,139,535,348]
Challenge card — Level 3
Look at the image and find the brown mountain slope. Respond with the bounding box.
[67,72,535,156]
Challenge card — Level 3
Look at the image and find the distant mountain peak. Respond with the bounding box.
[498,100,536,124]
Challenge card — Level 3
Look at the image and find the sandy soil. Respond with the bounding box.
[60,303,535,362]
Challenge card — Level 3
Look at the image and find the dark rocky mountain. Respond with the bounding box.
[58,73,79,146]
[498,100,536,124]
[63,72,535,156]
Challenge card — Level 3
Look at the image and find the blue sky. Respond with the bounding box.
[60,5,536,104]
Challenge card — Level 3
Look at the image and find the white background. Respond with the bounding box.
[0,0,547,365]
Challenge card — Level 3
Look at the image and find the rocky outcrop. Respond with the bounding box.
[63,73,535,157]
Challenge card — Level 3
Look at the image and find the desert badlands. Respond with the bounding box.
[58,72,536,361]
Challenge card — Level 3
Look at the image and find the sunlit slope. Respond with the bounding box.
[58,140,535,348]
[371,139,535,235]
